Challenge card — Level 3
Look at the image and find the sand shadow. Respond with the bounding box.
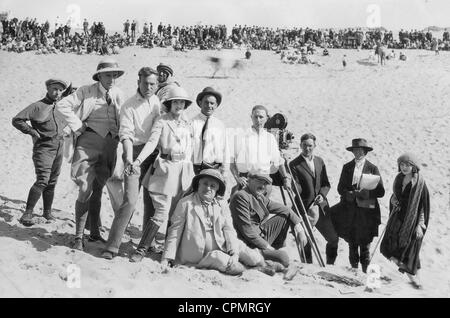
[356,59,379,67]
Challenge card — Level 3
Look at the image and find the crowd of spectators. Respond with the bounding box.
[2,16,450,55]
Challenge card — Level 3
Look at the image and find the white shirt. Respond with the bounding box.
[191,113,226,165]
[352,158,366,187]
[301,154,315,176]
[231,128,283,175]
[119,92,161,145]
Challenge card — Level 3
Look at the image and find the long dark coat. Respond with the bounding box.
[330,159,385,245]
[380,173,430,275]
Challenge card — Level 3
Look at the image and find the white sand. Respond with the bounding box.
[0,47,449,297]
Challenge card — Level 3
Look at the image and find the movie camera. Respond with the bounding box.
[264,113,295,150]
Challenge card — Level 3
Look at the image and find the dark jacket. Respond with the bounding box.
[12,95,66,139]
[229,187,301,250]
[330,159,385,244]
[289,155,331,210]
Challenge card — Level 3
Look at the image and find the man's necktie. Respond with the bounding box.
[201,116,210,158]
[105,90,112,106]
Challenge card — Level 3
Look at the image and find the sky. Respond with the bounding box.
[1,0,449,31]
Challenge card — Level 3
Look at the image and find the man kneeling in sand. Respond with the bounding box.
[229,173,308,270]
[161,169,278,275]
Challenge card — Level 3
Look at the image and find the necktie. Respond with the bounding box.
[105,90,112,106]
[201,116,210,159]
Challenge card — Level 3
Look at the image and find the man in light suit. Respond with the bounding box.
[289,133,339,265]
[56,58,125,251]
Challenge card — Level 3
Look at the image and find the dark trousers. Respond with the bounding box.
[26,137,64,212]
[104,145,157,254]
[258,214,293,267]
[349,242,371,268]
[303,207,339,264]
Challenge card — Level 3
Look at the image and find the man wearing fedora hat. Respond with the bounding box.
[56,57,125,250]
[12,78,69,226]
[230,173,308,269]
[101,67,161,259]
[155,63,180,106]
[191,87,227,175]
[161,169,266,275]
[330,138,385,273]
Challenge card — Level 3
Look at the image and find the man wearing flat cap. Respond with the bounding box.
[12,78,69,226]
[155,63,180,106]
[229,173,308,269]
[56,57,125,251]
[191,87,227,175]
[101,67,161,259]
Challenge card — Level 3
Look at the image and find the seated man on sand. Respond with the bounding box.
[161,169,275,276]
[229,173,308,270]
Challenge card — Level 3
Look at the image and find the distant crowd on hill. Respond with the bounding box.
[1,16,449,54]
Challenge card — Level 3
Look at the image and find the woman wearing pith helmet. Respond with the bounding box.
[128,86,195,262]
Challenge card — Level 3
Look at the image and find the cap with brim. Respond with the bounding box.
[196,87,222,107]
[156,63,174,76]
[248,173,272,184]
[45,78,68,89]
[192,169,226,197]
[346,138,373,152]
[92,58,125,81]
[162,86,193,109]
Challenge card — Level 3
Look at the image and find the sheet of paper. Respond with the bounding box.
[359,174,381,190]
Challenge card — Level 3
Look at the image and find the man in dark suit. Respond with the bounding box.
[289,133,339,265]
[229,173,307,269]
[331,138,385,273]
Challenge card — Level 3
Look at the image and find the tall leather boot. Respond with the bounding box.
[74,200,89,250]
[130,220,160,263]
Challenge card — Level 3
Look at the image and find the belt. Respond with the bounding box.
[160,153,186,162]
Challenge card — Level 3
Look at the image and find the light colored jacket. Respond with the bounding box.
[139,113,194,196]
[163,193,240,265]
[56,82,124,132]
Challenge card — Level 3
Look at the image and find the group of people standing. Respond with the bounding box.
[11,58,430,288]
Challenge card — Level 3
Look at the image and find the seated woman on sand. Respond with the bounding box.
[161,169,274,276]
[380,153,430,289]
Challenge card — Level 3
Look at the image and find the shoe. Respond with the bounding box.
[130,250,145,263]
[149,245,164,255]
[88,234,107,243]
[43,210,56,221]
[257,263,276,276]
[19,211,34,226]
[362,264,368,274]
[101,250,115,260]
[265,260,286,273]
[72,238,84,251]
[224,261,245,276]
[351,263,358,269]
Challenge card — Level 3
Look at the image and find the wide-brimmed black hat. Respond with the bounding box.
[196,87,222,107]
[346,138,373,152]
[192,169,226,197]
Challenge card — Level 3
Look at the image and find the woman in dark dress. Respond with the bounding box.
[380,153,430,289]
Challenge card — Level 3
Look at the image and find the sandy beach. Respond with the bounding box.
[0,46,449,297]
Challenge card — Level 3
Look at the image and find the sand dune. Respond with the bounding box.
[0,47,449,297]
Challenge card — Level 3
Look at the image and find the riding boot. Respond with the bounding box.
[130,220,160,262]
